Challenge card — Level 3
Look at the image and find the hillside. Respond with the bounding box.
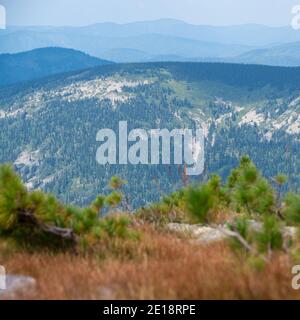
[1,62,300,207]
[0,47,112,86]
[233,41,300,67]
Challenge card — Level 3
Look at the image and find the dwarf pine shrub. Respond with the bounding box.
[226,156,275,216]
[137,189,189,224]
[256,215,283,253]
[185,174,224,223]
[284,193,300,224]
[0,165,135,251]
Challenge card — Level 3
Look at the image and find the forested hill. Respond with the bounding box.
[0,47,112,87]
[1,61,300,207]
[37,61,300,90]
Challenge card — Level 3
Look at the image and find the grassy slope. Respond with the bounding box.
[1,224,298,300]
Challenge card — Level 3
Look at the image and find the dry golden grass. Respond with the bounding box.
[1,225,299,300]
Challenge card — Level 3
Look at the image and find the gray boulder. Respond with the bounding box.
[0,275,36,299]
[166,221,298,245]
[166,223,228,243]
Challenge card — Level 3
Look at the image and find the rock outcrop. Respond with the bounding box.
[0,275,36,299]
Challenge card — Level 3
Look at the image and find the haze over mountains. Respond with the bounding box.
[2,19,300,66]
[0,47,112,86]
[230,41,300,67]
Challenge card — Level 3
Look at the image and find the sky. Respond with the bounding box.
[0,0,299,27]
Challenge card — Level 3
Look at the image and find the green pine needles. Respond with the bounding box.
[0,165,135,251]
[1,156,300,257]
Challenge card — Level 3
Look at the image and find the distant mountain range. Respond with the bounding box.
[2,19,300,66]
[231,41,300,67]
[0,47,112,86]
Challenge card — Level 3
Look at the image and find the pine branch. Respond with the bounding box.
[17,209,78,247]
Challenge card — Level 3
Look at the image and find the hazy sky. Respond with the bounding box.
[1,0,299,26]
